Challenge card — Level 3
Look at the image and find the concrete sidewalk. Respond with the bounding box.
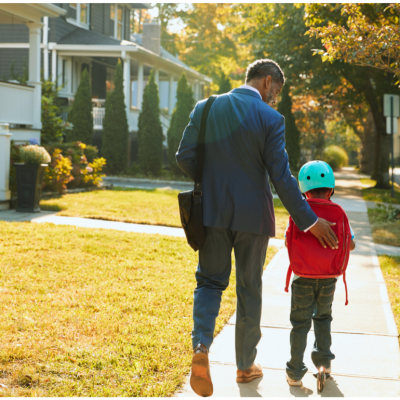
[176,172,400,397]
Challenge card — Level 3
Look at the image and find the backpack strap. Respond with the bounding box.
[285,265,292,293]
[343,271,349,306]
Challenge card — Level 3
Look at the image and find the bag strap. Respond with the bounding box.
[194,95,218,193]
[285,265,293,293]
[343,271,349,306]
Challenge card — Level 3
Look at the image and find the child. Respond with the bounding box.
[284,160,356,387]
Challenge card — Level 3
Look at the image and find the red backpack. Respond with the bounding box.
[285,198,352,305]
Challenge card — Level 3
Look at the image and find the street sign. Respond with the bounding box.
[386,117,398,134]
[384,93,399,198]
[384,94,400,118]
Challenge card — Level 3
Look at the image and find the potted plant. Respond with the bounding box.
[15,144,51,212]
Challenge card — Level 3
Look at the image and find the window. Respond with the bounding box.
[67,3,89,28]
[110,4,124,39]
[62,59,66,86]
[80,4,87,25]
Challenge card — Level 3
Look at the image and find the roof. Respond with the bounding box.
[130,3,151,9]
[131,33,191,69]
[59,27,122,45]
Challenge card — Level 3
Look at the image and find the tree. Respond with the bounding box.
[67,69,93,144]
[167,73,195,173]
[41,78,67,144]
[137,69,164,174]
[102,61,129,173]
[305,3,400,188]
[307,4,400,81]
[277,83,300,170]
[217,71,232,94]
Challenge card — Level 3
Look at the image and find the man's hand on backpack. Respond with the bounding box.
[309,218,339,249]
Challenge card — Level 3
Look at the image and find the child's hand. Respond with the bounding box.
[350,239,356,251]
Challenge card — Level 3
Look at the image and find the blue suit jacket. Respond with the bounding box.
[176,88,317,237]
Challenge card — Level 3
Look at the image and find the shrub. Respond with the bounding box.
[44,149,74,193]
[41,78,68,144]
[102,61,129,173]
[277,83,300,171]
[217,71,232,94]
[323,145,348,170]
[43,141,106,191]
[167,73,195,174]
[66,69,93,144]
[20,145,51,165]
[137,69,164,174]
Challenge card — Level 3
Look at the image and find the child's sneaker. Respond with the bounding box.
[286,373,302,386]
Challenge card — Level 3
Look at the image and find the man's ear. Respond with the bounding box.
[265,75,272,89]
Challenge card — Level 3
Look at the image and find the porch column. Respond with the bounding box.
[43,17,49,80]
[51,46,57,83]
[137,62,144,110]
[26,22,42,130]
[122,53,131,112]
[0,123,11,210]
[168,75,174,115]
[154,68,159,87]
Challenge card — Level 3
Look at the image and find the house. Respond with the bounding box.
[0,3,211,164]
[0,3,65,211]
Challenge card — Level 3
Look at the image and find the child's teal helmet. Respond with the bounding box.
[298,160,335,193]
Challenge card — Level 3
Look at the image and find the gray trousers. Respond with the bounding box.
[191,226,269,371]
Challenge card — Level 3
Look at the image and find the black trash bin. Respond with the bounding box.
[15,163,47,213]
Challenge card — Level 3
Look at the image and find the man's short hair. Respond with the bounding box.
[245,59,285,85]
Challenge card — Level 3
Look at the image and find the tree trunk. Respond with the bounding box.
[360,109,376,175]
[365,93,389,188]
[342,68,389,188]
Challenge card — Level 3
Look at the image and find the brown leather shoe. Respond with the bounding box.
[190,344,213,397]
[236,363,263,383]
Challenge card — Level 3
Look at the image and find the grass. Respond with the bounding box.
[367,207,400,247]
[0,222,278,396]
[361,178,400,205]
[379,255,400,344]
[40,189,290,239]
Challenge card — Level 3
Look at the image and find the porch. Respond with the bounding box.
[52,43,210,134]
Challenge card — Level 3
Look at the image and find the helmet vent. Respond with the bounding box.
[321,173,325,177]
[307,176,310,180]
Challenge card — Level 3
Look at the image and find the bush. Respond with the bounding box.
[43,141,106,192]
[167,73,195,174]
[217,71,232,94]
[44,149,74,193]
[137,69,164,174]
[323,145,348,170]
[66,69,93,144]
[20,145,51,164]
[102,61,129,173]
[41,78,69,144]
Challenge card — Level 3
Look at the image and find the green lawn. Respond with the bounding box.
[379,255,400,344]
[40,188,290,239]
[367,207,400,247]
[361,178,400,205]
[0,222,278,396]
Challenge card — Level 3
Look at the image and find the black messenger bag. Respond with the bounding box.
[178,95,217,251]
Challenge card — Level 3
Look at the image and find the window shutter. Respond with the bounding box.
[125,8,131,41]
[103,4,110,36]
[90,3,94,30]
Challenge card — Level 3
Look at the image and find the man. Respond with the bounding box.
[176,59,338,397]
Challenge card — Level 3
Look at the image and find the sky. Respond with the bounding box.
[146,4,187,34]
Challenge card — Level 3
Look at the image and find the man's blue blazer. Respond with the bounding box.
[176,88,317,237]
